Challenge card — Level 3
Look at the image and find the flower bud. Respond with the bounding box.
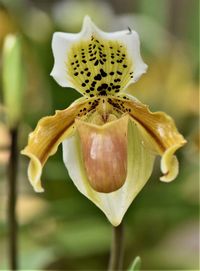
[2,34,25,128]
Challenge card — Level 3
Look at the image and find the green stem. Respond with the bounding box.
[8,128,18,270]
[108,222,124,271]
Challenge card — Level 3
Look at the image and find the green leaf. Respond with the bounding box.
[128,256,141,271]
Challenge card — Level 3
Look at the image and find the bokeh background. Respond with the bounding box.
[0,0,199,270]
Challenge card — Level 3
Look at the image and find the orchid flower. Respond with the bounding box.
[21,16,186,226]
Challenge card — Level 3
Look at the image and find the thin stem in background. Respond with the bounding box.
[8,128,18,270]
[108,222,124,271]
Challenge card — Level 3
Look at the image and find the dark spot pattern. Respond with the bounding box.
[67,35,133,96]
[76,96,133,129]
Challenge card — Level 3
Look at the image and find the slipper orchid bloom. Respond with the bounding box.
[21,16,186,226]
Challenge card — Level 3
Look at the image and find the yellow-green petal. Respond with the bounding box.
[117,94,187,181]
[21,97,93,192]
[62,116,155,226]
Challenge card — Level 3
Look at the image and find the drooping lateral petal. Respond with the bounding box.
[51,16,147,96]
[62,117,155,226]
[21,98,93,192]
[116,94,187,181]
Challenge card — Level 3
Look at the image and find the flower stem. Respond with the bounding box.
[108,222,124,271]
[8,128,18,270]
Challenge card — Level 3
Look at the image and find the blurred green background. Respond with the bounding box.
[0,0,199,270]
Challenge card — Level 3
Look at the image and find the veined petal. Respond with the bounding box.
[76,115,129,193]
[62,117,155,226]
[21,97,94,192]
[51,16,147,96]
[116,94,187,182]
